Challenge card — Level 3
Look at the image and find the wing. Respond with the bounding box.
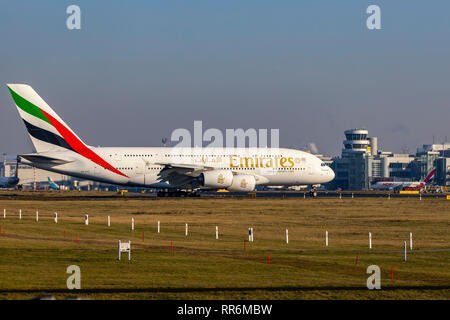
[154,162,215,188]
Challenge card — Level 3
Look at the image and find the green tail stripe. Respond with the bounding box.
[8,87,52,125]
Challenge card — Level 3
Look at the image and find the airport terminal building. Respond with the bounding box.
[330,129,450,190]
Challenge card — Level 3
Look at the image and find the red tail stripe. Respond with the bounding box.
[40,109,128,178]
[424,169,435,183]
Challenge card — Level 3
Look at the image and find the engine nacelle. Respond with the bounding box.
[228,174,256,192]
[199,170,233,189]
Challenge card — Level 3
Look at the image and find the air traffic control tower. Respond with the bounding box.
[342,129,371,156]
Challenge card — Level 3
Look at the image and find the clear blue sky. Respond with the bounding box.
[1,1,449,156]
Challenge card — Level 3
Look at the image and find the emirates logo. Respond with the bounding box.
[217,173,225,184]
[240,179,248,188]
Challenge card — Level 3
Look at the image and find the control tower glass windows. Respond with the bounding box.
[345,133,367,141]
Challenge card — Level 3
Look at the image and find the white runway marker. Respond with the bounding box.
[409,232,413,251]
[404,241,407,261]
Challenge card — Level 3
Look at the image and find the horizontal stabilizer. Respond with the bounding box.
[19,154,73,165]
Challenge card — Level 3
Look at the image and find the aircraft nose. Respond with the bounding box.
[328,167,335,182]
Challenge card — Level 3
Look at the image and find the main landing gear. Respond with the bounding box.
[156,189,200,197]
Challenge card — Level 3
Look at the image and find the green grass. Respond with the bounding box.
[0,193,449,299]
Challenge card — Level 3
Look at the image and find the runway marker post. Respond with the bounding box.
[142,232,144,243]
[75,234,78,244]
[131,217,134,230]
[268,253,271,266]
[404,241,407,261]
[157,221,160,234]
[325,230,328,247]
[286,229,289,244]
[19,209,21,220]
[85,214,89,226]
[107,216,110,227]
[369,232,372,249]
[36,211,38,222]
[54,212,58,224]
[248,228,254,242]
[409,232,413,251]
[185,223,188,236]
[391,266,394,282]
[171,241,173,253]
[216,226,218,240]
[355,252,359,265]
[3,209,5,219]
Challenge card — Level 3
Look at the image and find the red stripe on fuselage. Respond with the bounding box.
[40,110,129,178]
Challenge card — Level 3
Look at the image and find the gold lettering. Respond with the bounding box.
[280,157,288,168]
[265,158,273,168]
[229,155,240,168]
[287,157,294,168]
[244,157,255,168]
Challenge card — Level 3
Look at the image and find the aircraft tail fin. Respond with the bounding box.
[48,177,60,190]
[7,84,88,153]
[424,169,436,184]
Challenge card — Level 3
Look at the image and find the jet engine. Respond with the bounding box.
[198,170,233,189]
[227,174,256,192]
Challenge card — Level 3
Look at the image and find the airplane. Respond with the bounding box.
[371,169,436,191]
[48,177,60,190]
[0,156,20,189]
[6,84,335,196]
[0,176,19,189]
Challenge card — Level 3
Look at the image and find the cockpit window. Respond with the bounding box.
[321,163,327,166]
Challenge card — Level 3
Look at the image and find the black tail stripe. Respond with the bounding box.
[22,119,75,152]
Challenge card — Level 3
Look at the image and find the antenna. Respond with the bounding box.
[162,138,168,147]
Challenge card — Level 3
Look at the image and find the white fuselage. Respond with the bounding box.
[21,147,335,189]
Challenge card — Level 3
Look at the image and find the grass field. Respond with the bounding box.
[0,191,449,300]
